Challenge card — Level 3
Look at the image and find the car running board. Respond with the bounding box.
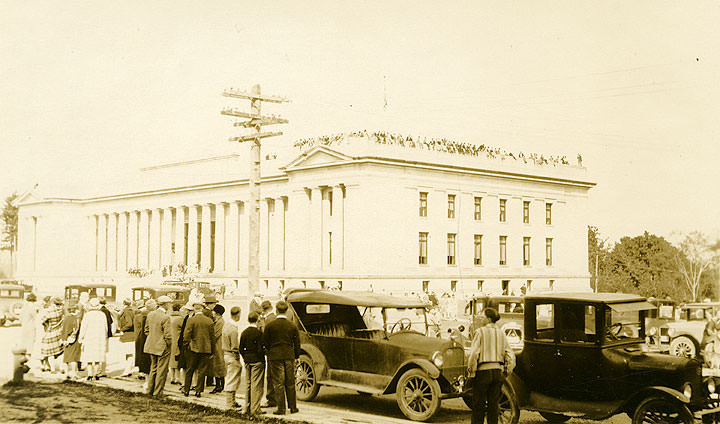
[320,380,385,395]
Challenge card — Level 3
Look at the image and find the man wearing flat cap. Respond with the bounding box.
[144,295,173,397]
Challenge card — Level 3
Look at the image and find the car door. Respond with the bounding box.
[520,301,562,396]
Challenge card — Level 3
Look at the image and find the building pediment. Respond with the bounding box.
[13,186,45,206]
[283,146,354,171]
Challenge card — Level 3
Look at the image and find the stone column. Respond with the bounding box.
[149,208,161,271]
[332,186,344,270]
[227,201,239,272]
[277,197,287,270]
[118,212,128,271]
[107,213,118,272]
[310,187,323,270]
[138,209,149,270]
[128,211,139,269]
[214,203,226,273]
[161,207,173,269]
[200,204,212,272]
[174,206,186,266]
[187,205,198,269]
[98,214,107,272]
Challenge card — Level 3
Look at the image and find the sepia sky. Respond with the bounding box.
[1,0,719,243]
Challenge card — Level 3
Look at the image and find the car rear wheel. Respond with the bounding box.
[396,368,441,421]
[632,396,693,424]
[295,354,320,401]
[669,336,697,358]
[461,382,519,424]
[540,412,572,423]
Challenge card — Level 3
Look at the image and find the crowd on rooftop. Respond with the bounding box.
[293,130,579,167]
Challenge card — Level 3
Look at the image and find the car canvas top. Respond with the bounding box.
[286,288,429,309]
[525,292,648,304]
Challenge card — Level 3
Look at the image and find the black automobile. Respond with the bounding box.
[285,289,467,421]
[498,293,720,424]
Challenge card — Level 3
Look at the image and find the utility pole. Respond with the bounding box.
[595,253,599,293]
[221,84,289,300]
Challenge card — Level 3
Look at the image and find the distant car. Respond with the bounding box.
[661,302,720,359]
[286,289,467,421]
[0,284,24,326]
[64,283,117,304]
[466,295,524,350]
[644,298,678,352]
[502,292,720,424]
[132,285,190,308]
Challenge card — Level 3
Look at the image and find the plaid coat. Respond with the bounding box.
[40,305,65,358]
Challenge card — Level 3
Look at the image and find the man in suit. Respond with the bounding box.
[261,300,300,415]
[143,295,173,397]
[259,300,276,407]
[183,299,215,397]
[240,311,265,416]
[222,306,242,408]
[98,297,114,377]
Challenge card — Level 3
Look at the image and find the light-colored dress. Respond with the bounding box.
[19,302,37,352]
[79,310,108,363]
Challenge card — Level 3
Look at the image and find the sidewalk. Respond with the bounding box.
[81,373,415,424]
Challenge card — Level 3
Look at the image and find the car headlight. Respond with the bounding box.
[431,351,444,368]
[682,382,692,399]
[668,328,676,337]
[709,379,716,394]
[648,327,657,336]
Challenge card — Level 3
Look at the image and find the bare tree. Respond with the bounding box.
[675,232,720,301]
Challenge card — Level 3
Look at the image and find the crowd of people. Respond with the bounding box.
[292,130,579,168]
[19,289,301,416]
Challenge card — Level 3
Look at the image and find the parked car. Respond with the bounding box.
[466,295,524,350]
[285,289,466,421]
[0,284,25,326]
[500,292,720,424]
[64,283,117,304]
[644,298,678,353]
[662,302,720,359]
[132,285,190,309]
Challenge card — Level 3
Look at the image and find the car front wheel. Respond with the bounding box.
[632,396,693,424]
[295,354,320,401]
[396,368,441,421]
[669,336,697,358]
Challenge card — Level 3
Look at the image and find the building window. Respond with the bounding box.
[319,280,326,289]
[328,232,332,265]
[499,199,507,222]
[302,280,307,288]
[447,233,456,265]
[419,232,428,264]
[337,281,343,291]
[499,236,507,265]
[264,280,269,289]
[523,201,530,224]
[523,237,531,266]
[477,280,484,291]
[474,197,482,220]
[549,279,555,291]
[448,194,456,219]
[450,280,458,292]
[546,238,553,266]
[474,235,483,265]
[526,280,532,294]
[419,192,428,217]
[329,191,333,216]
[546,203,552,225]
[422,280,430,292]
[502,280,510,295]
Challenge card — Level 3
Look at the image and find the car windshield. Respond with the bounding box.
[605,309,642,342]
[362,306,428,334]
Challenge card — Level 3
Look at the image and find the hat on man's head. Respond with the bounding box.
[87,298,101,310]
[213,304,225,315]
[192,295,206,307]
[157,295,172,305]
[181,302,194,311]
[123,298,132,306]
[230,306,241,316]
[52,296,63,306]
[204,294,217,304]
[261,300,272,311]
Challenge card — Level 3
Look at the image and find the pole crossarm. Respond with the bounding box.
[222,89,290,104]
[228,131,283,143]
[233,116,288,127]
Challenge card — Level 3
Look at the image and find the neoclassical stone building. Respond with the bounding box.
[15,132,595,298]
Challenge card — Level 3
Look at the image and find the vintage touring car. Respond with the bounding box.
[0,284,25,326]
[466,295,525,350]
[660,302,720,359]
[285,289,467,421]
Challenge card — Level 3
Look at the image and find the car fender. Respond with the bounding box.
[299,343,330,381]
[622,386,689,413]
[382,358,440,395]
[504,372,528,406]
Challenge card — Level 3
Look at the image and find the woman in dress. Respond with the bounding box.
[61,302,82,379]
[133,299,153,380]
[78,297,108,380]
[168,303,184,385]
[39,297,65,374]
[19,293,38,354]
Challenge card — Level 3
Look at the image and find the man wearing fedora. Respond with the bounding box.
[183,298,215,397]
[144,295,173,397]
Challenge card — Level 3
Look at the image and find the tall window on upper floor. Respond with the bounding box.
[447,233,456,265]
[523,201,530,224]
[499,235,507,265]
[546,203,552,225]
[546,238,553,266]
[474,235,483,265]
[419,192,428,217]
[499,199,507,222]
[448,194,456,219]
[419,232,428,264]
[523,237,531,266]
[474,197,482,220]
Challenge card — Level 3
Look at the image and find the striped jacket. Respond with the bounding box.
[467,323,512,376]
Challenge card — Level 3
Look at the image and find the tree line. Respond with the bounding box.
[589,226,720,302]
